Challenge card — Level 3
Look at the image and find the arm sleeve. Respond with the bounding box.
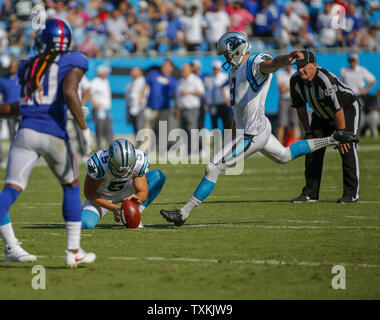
[246,53,272,92]
[68,52,88,72]
[196,77,205,95]
[363,67,376,84]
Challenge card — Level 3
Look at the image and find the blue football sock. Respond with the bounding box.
[81,210,100,229]
[289,140,311,159]
[62,185,82,222]
[193,177,216,202]
[0,212,11,226]
[142,170,166,208]
[0,186,20,223]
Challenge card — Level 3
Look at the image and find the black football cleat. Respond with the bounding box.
[160,209,186,227]
[337,196,358,204]
[291,194,319,203]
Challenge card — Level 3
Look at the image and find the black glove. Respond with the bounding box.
[333,130,360,144]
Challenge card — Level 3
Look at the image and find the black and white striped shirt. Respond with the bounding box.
[290,67,357,121]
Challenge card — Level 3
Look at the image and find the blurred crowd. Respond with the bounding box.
[0,0,379,60]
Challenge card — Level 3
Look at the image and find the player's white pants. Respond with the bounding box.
[82,180,137,218]
[210,118,292,177]
[5,128,78,190]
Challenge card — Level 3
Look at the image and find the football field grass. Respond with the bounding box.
[0,140,380,300]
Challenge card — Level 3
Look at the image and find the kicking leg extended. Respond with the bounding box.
[160,133,265,226]
[160,129,348,226]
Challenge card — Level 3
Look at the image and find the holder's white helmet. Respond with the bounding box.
[217,31,251,70]
[108,138,136,178]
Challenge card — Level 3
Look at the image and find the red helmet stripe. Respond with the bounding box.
[56,19,65,51]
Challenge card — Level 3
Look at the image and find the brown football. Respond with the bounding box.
[121,199,141,228]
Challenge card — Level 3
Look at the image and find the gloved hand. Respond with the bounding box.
[82,128,93,156]
[333,130,360,144]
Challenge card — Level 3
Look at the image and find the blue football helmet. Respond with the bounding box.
[217,31,251,71]
[34,19,72,54]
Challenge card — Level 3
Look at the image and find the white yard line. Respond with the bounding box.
[183,224,380,229]
[10,220,380,230]
[0,253,379,269]
[1,253,378,269]
[108,256,380,269]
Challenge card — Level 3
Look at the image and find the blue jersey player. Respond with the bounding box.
[0,19,95,268]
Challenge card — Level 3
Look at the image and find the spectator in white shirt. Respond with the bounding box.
[67,75,92,161]
[204,60,232,135]
[340,54,376,97]
[105,9,130,56]
[176,63,205,154]
[340,53,376,134]
[90,65,113,149]
[204,0,230,51]
[125,67,148,140]
[316,2,342,47]
[276,5,305,48]
[275,65,299,146]
[181,5,206,52]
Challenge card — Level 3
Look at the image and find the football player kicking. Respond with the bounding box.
[81,138,166,229]
[160,31,359,227]
[0,19,95,267]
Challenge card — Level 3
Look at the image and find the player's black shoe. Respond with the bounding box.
[291,194,319,203]
[337,196,358,204]
[160,209,186,227]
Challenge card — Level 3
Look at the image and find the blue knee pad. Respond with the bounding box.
[62,185,82,222]
[0,212,11,226]
[81,210,100,229]
[143,170,166,208]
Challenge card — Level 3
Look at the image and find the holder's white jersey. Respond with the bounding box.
[229,53,272,136]
[86,148,149,199]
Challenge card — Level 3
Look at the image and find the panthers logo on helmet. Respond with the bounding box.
[224,36,247,51]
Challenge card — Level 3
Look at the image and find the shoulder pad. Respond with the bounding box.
[133,150,150,177]
[62,51,88,72]
[86,150,108,179]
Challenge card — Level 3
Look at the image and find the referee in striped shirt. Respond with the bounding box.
[290,50,360,204]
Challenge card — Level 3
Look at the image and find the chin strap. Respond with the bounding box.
[222,61,231,71]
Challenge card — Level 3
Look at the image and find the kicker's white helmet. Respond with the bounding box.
[108,138,136,178]
[217,31,251,70]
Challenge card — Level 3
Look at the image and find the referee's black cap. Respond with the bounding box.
[294,50,316,68]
